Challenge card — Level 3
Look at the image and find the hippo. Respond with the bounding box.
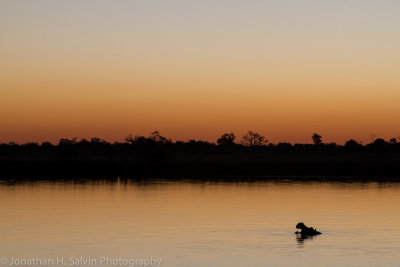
[295,222,322,237]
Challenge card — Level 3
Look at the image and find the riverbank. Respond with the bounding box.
[1,151,400,179]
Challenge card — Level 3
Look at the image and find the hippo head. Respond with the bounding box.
[296,222,306,229]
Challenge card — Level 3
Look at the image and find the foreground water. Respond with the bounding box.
[1,179,400,267]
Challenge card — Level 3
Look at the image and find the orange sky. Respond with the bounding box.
[1,1,400,144]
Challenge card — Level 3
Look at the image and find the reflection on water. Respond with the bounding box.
[295,233,319,248]
[1,179,400,267]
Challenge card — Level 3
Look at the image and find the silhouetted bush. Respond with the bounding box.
[217,132,236,147]
[312,133,322,145]
[344,139,362,153]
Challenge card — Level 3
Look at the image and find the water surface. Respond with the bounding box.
[1,179,400,267]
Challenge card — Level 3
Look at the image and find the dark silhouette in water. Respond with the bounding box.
[295,231,319,247]
[295,222,322,237]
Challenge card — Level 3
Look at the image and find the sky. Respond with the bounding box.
[1,0,400,144]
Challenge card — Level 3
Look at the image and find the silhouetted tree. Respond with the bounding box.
[370,134,377,144]
[124,134,134,144]
[149,130,170,144]
[59,138,77,145]
[217,132,236,146]
[312,133,322,145]
[241,131,267,147]
[91,137,106,144]
[57,138,78,156]
[373,138,386,145]
[369,138,387,152]
[389,138,397,144]
[344,139,361,152]
[125,134,146,145]
[125,131,171,145]
[276,142,292,152]
[41,142,53,148]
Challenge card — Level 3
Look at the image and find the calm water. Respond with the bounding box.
[1,179,400,267]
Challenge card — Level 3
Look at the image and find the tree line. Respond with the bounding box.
[2,130,400,178]
[1,130,400,155]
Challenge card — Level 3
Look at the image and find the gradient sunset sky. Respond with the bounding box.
[1,1,400,144]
